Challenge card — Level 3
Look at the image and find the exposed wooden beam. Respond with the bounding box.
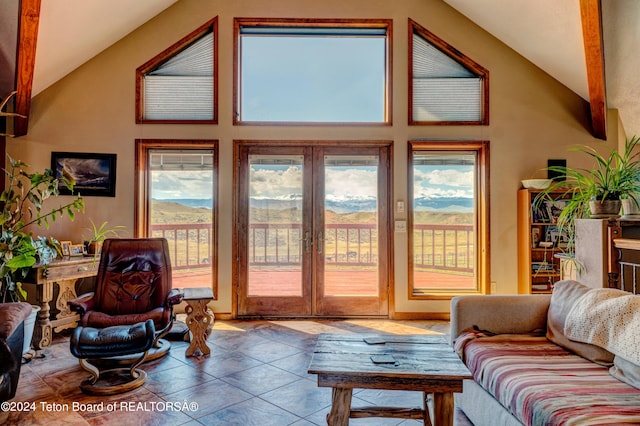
[580,0,607,140]
[13,0,41,137]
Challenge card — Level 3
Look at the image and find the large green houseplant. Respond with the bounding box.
[0,157,85,302]
[536,136,640,255]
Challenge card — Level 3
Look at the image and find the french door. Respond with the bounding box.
[235,142,391,317]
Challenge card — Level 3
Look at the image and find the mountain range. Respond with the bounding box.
[156,196,473,213]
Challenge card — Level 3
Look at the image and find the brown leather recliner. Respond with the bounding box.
[68,238,183,360]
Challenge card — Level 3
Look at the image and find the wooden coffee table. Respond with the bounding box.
[308,333,471,426]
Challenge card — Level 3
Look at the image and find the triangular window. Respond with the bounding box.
[409,19,488,125]
[136,18,217,123]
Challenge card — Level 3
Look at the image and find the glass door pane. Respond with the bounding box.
[322,155,379,297]
[248,155,305,297]
[314,147,389,317]
[148,149,214,289]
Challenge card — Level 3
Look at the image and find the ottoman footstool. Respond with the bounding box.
[70,320,155,395]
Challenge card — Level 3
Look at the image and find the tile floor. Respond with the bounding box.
[4,319,473,425]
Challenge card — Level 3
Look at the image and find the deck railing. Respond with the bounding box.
[412,224,474,273]
[151,222,474,274]
[150,223,213,270]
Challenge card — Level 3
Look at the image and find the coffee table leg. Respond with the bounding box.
[423,392,433,426]
[432,392,454,426]
[326,387,352,426]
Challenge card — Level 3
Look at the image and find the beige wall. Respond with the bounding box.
[8,0,620,316]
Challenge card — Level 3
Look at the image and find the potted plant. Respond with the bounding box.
[83,219,124,256]
[536,136,640,255]
[0,156,85,303]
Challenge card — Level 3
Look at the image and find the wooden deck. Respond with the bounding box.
[174,269,474,296]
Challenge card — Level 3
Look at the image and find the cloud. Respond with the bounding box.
[325,167,377,201]
[414,167,474,199]
[414,167,473,187]
[151,170,213,199]
[250,166,303,199]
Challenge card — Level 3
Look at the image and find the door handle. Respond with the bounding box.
[301,231,311,252]
[317,231,323,254]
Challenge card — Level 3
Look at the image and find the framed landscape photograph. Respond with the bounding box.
[51,152,117,197]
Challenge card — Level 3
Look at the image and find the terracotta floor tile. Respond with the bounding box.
[197,396,301,425]
[259,377,333,418]
[219,363,301,396]
[144,364,216,396]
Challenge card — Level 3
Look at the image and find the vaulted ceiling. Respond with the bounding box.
[4,0,640,139]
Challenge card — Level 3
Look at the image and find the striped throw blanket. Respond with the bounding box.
[455,330,640,425]
[564,288,640,365]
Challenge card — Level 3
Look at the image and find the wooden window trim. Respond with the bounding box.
[135,18,218,124]
[408,18,489,126]
[233,18,393,126]
[407,140,490,300]
[135,138,219,299]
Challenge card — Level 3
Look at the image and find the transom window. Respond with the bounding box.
[234,18,392,125]
[409,19,489,125]
[136,18,218,124]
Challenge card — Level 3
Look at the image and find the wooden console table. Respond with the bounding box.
[23,257,98,349]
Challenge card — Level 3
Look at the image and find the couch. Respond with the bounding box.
[450,280,640,426]
[0,302,32,402]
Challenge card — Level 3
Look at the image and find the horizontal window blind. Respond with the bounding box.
[413,153,475,166]
[412,34,482,122]
[144,32,214,120]
[149,150,214,171]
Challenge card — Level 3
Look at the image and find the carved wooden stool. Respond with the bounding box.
[182,288,214,357]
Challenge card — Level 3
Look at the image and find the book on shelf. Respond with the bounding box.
[532,283,551,291]
[532,262,554,272]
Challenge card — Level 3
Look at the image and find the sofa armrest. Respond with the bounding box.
[450,294,551,344]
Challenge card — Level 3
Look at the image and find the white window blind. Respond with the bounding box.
[412,34,482,122]
[144,32,214,120]
[149,150,214,171]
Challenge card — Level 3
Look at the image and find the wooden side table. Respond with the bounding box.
[182,288,214,357]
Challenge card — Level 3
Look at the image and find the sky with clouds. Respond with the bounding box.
[413,165,474,199]
[151,165,473,205]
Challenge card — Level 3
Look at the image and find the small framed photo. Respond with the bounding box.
[546,225,569,248]
[60,240,72,256]
[69,244,85,257]
[543,199,567,224]
[51,152,117,197]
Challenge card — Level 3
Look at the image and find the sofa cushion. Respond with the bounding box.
[610,356,640,390]
[546,280,614,365]
[457,330,640,425]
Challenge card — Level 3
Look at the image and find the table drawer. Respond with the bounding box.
[40,261,98,282]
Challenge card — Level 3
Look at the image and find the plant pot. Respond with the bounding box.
[86,241,102,256]
[23,305,40,357]
[589,199,621,218]
[621,198,640,217]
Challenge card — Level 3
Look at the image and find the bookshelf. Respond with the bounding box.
[517,189,568,294]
